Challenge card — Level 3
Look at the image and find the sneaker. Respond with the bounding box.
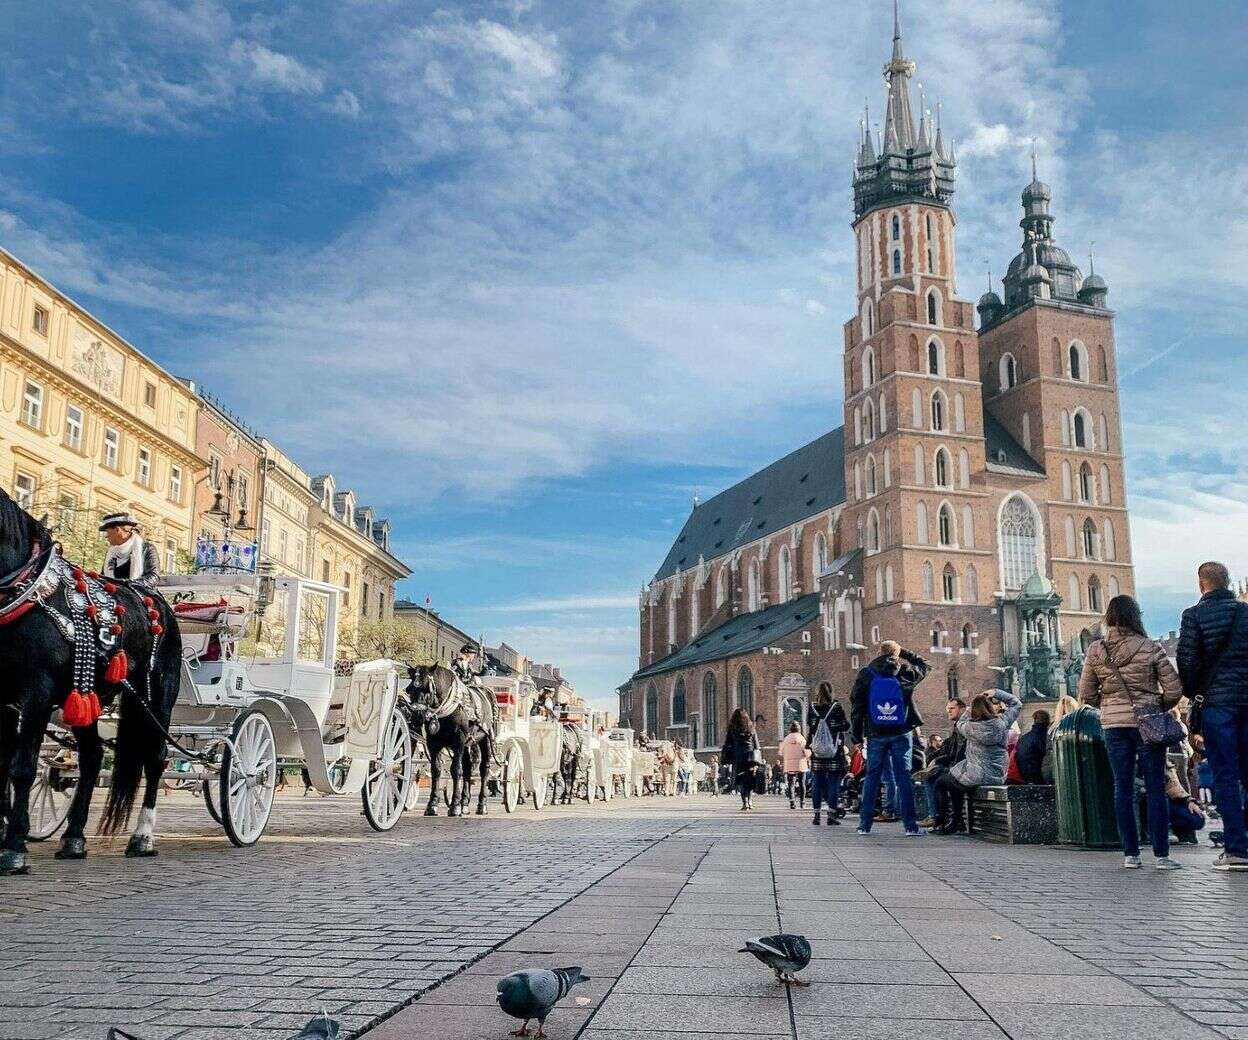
[904,828,926,837]
[856,827,870,835]
[1123,855,1142,869]
[1213,852,1248,871]
[812,814,821,826]
[1154,858,1181,871]
[790,800,797,810]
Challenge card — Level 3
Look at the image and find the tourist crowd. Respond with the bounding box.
[712,561,1248,872]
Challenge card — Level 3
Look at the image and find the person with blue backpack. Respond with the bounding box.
[850,639,930,836]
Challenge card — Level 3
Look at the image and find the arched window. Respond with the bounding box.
[1061,409,1071,447]
[1099,464,1111,505]
[854,461,862,500]
[962,505,975,547]
[1069,341,1088,382]
[862,347,876,387]
[1097,345,1109,382]
[947,669,961,699]
[884,506,894,546]
[812,533,828,584]
[892,249,902,275]
[1082,518,1098,559]
[1000,353,1018,390]
[1061,460,1073,500]
[958,449,970,488]
[927,339,942,375]
[716,566,728,607]
[702,672,718,746]
[1103,519,1116,561]
[1088,576,1103,613]
[672,678,687,725]
[690,583,700,635]
[954,341,966,377]
[935,448,951,488]
[927,289,940,326]
[879,394,887,433]
[778,545,793,603]
[942,564,958,602]
[931,620,947,648]
[748,558,762,612]
[645,683,659,735]
[737,666,754,715]
[1099,414,1110,452]
[999,494,1042,590]
[930,390,946,431]
[911,388,922,427]
[915,501,929,544]
[954,393,965,432]
[914,444,926,485]
[1079,462,1094,503]
[938,503,955,546]
[1108,574,1121,600]
[961,622,975,650]
[883,448,892,487]
[860,297,874,340]
[866,455,878,495]
[1064,515,1077,557]
[667,591,677,647]
[891,213,900,240]
[1068,573,1082,612]
[885,565,895,600]
[867,509,881,553]
[909,336,920,371]
[965,564,979,603]
[863,398,876,441]
[875,567,884,604]
[922,561,935,600]
[854,406,862,446]
[1073,410,1089,448]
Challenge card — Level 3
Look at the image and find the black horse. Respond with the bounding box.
[0,490,182,875]
[405,664,494,817]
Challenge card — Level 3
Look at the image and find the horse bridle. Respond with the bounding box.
[0,540,57,626]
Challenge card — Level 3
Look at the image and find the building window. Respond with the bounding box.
[342,573,351,610]
[672,678,687,725]
[938,503,955,546]
[1069,342,1086,381]
[362,580,370,618]
[1000,353,1017,390]
[13,472,36,510]
[737,666,754,716]
[143,382,157,408]
[702,673,718,747]
[962,623,975,650]
[136,447,152,488]
[966,564,979,602]
[863,348,876,387]
[812,533,828,584]
[891,214,900,240]
[867,509,881,553]
[279,528,288,563]
[21,382,43,429]
[1082,518,1098,559]
[922,561,935,600]
[892,249,901,274]
[947,670,960,699]
[927,290,939,325]
[1079,462,1094,503]
[165,539,178,572]
[748,558,762,612]
[915,500,929,544]
[927,340,941,375]
[645,683,659,735]
[322,559,330,582]
[169,465,182,504]
[930,391,945,431]
[208,452,222,493]
[778,546,793,602]
[32,304,49,337]
[1088,577,1103,614]
[1073,411,1089,449]
[64,405,83,451]
[942,564,957,602]
[999,494,1041,590]
[935,449,951,488]
[931,621,947,649]
[296,539,305,574]
[102,427,120,470]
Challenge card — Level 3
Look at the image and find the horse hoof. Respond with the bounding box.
[125,835,157,858]
[476,806,487,816]
[0,850,29,876]
[54,837,88,860]
[448,806,462,818]
[424,808,439,817]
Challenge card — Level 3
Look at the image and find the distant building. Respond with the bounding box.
[186,384,263,555]
[394,601,476,667]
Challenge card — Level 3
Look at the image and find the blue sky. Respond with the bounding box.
[2,0,1245,707]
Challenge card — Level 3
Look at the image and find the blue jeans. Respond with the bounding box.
[811,769,841,814]
[1202,706,1248,857]
[859,735,917,832]
[882,742,913,813]
[1103,727,1168,858]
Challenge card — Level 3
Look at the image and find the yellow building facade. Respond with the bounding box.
[0,249,202,568]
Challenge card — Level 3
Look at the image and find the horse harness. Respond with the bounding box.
[0,543,165,727]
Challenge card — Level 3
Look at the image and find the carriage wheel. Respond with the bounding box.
[202,778,222,825]
[501,742,523,813]
[25,758,77,842]
[220,710,277,848]
[362,706,413,832]
[583,761,596,805]
[530,769,547,811]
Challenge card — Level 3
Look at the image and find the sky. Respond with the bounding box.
[1,0,1245,708]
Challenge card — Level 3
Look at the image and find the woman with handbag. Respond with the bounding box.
[1078,594,1185,870]
[721,708,762,811]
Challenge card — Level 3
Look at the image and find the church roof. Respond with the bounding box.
[984,413,1045,476]
[633,591,823,681]
[654,427,845,581]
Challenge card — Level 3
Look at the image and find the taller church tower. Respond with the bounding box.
[841,6,1000,690]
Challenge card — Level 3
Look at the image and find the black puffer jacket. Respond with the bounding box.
[1178,591,1248,710]
[720,726,761,781]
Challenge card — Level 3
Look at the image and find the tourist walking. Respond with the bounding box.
[933,689,1022,834]
[1079,594,1183,869]
[1177,561,1248,871]
[850,640,929,836]
[707,754,720,796]
[779,722,809,809]
[807,683,849,825]
[721,708,762,810]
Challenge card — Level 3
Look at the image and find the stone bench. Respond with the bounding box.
[968,784,1057,845]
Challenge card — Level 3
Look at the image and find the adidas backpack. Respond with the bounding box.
[866,667,905,728]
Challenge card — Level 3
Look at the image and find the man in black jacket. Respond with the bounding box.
[916,698,966,827]
[1014,710,1051,785]
[1178,561,1248,871]
[850,640,929,836]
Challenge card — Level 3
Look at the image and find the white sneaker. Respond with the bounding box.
[1123,855,1142,869]
[1155,858,1181,870]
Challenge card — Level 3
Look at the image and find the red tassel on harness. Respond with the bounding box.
[104,650,128,684]
[62,689,91,727]
[85,691,102,723]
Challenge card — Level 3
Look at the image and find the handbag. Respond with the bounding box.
[1188,603,1246,737]
[1103,645,1185,749]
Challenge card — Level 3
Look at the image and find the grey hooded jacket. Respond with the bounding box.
[949,691,1022,787]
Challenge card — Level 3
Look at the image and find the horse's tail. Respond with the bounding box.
[99,603,181,835]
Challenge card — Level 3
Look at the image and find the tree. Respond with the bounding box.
[351,616,426,664]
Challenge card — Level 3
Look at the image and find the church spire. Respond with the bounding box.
[883,0,918,150]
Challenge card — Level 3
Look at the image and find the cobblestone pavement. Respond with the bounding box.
[4,792,1247,1040]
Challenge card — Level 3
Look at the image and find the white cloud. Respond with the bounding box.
[959,123,1013,158]
[484,594,638,613]
[230,40,324,95]
[328,89,361,118]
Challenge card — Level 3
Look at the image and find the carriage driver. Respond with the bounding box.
[452,643,483,685]
[99,512,160,590]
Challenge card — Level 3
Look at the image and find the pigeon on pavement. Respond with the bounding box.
[497,966,590,1038]
[740,933,812,986]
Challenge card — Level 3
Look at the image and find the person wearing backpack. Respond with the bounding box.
[1177,561,1248,872]
[850,640,930,836]
[1079,594,1183,869]
[807,682,849,825]
[721,708,762,810]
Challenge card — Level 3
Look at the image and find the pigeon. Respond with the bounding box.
[497,966,590,1038]
[739,933,812,986]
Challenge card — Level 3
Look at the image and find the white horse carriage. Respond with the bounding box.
[477,675,562,812]
[603,727,634,799]
[159,571,415,845]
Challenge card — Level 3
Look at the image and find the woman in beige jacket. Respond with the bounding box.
[1078,594,1184,870]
